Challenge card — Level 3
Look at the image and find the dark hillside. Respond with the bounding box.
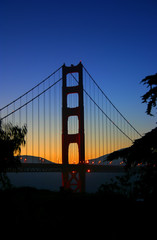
[0,187,155,238]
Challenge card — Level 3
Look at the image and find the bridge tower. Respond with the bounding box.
[62,62,85,165]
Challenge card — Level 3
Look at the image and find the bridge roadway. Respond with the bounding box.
[5,163,125,173]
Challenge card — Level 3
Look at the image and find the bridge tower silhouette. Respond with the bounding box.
[62,62,85,165]
[62,62,85,192]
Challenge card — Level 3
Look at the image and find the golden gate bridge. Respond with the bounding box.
[0,62,142,192]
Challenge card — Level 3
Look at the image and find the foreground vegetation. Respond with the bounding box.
[0,186,153,227]
[0,185,156,240]
[0,73,156,237]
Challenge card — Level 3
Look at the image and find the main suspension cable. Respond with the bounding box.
[0,66,62,112]
[1,78,62,120]
[83,65,142,137]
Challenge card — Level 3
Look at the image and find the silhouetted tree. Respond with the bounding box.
[105,74,157,199]
[0,120,27,189]
[141,73,157,116]
[107,73,157,167]
[105,127,157,199]
[107,127,157,168]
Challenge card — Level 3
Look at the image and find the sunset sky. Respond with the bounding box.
[1,0,157,142]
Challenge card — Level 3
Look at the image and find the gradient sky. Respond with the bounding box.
[1,0,157,135]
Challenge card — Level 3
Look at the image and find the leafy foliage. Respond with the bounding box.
[0,120,27,189]
[107,127,157,168]
[0,120,27,169]
[141,73,157,116]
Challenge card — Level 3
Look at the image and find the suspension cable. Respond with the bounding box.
[0,66,62,112]
[1,78,62,120]
[71,70,138,143]
[83,65,142,137]
[83,87,134,143]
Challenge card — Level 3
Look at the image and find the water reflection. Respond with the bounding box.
[7,166,124,193]
[61,169,86,193]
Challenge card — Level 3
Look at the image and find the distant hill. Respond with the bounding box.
[88,151,125,166]
[19,153,125,166]
[19,155,55,164]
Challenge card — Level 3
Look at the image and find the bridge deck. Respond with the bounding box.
[5,163,125,173]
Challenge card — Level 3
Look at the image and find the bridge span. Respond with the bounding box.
[5,163,125,173]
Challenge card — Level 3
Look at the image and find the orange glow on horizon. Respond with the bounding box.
[18,115,134,164]
[19,137,132,164]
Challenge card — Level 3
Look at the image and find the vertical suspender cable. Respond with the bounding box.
[26,93,28,158]
[38,86,40,161]
[106,98,108,155]
[54,74,56,162]
[32,90,34,159]
[43,82,46,161]
[19,97,21,128]
[49,77,51,162]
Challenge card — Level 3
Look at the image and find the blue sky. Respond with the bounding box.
[0,0,157,134]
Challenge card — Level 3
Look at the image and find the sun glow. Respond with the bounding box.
[19,133,132,164]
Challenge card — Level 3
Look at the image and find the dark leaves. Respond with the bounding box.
[0,121,27,170]
[140,73,157,116]
[107,127,157,168]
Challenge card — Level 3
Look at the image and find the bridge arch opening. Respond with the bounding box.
[67,93,79,108]
[68,116,79,134]
[66,73,79,87]
[68,143,79,164]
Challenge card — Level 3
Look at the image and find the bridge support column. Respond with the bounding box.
[62,62,85,165]
[62,169,85,193]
